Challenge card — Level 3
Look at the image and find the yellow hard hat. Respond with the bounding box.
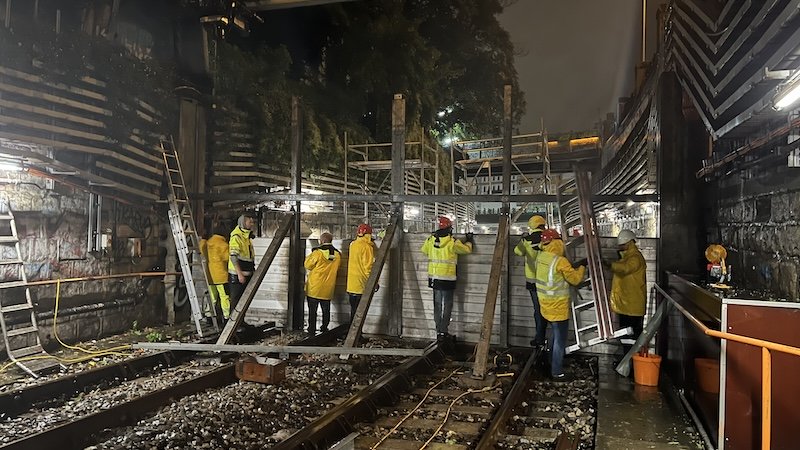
[528,215,546,229]
[705,244,727,264]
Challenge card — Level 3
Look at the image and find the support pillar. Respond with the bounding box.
[388,94,405,336]
[288,96,304,330]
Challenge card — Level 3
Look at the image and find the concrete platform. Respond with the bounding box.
[594,354,704,450]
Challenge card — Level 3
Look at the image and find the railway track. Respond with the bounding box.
[275,346,596,450]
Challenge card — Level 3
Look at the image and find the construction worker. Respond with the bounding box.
[536,229,586,379]
[228,211,257,312]
[304,232,342,334]
[346,223,377,322]
[514,214,547,347]
[606,229,647,355]
[420,216,473,340]
[206,227,231,320]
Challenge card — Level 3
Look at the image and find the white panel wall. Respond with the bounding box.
[244,233,658,349]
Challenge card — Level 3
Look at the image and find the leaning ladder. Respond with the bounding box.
[161,138,217,337]
[557,168,629,353]
[0,199,61,377]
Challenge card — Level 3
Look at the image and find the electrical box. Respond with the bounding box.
[235,356,286,384]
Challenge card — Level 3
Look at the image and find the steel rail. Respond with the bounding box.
[270,343,445,450]
[474,347,542,449]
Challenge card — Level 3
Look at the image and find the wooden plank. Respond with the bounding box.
[472,216,508,379]
[95,161,160,186]
[0,113,108,141]
[343,215,399,348]
[216,213,295,344]
[374,417,481,435]
[356,437,466,450]
[0,81,110,115]
[0,98,105,128]
[0,66,107,101]
[394,401,493,416]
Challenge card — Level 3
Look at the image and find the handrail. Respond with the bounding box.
[654,284,800,450]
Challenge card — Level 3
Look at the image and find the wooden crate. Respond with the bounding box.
[235,356,286,384]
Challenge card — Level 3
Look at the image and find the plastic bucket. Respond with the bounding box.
[694,358,720,394]
[632,353,662,386]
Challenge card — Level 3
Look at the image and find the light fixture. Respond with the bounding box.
[0,159,22,172]
[774,75,800,110]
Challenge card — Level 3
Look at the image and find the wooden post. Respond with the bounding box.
[288,96,304,329]
[389,94,405,336]
[217,213,294,344]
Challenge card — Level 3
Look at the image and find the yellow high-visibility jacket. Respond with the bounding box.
[420,234,472,282]
[610,241,647,316]
[535,239,585,322]
[347,235,376,295]
[205,234,230,284]
[304,243,342,300]
[228,226,254,275]
[514,229,543,284]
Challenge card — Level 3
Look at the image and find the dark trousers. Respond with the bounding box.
[528,288,547,345]
[228,273,252,315]
[433,289,455,335]
[549,320,569,377]
[307,296,331,333]
[348,293,362,322]
[619,314,645,354]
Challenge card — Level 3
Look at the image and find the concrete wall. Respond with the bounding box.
[246,232,659,349]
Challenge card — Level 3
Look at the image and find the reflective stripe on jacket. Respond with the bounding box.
[610,241,647,316]
[420,234,472,282]
[228,226,254,274]
[206,234,230,284]
[304,244,342,300]
[347,235,376,295]
[514,229,542,283]
[534,239,585,322]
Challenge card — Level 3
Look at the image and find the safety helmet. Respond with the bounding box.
[705,244,727,264]
[540,229,561,244]
[437,216,453,230]
[527,215,546,229]
[357,223,372,236]
[617,229,636,246]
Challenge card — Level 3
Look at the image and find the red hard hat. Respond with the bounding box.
[437,216,453,230]
[540,229,561,244]
[357,223,372,236]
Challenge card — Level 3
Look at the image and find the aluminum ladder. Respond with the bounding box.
[161,138,217,337]
[0,199,61,377]
[557,168,629,353]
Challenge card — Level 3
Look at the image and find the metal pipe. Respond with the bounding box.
[678,390,715,450]
[762,347,771,450]
[3,298,136,328]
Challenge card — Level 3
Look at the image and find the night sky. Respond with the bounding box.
[499,0,667,134]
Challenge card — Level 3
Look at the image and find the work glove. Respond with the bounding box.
[521,231,530,239]
[465,233,474,244]
[572,258,588,268]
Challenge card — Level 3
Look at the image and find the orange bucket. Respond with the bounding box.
[694,358,720,394]
[632,353,662,386]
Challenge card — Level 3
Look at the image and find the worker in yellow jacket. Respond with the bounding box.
[304,232,342,334]
[535,229,586,379]
[605,229,647,354]
[205,227,231,320]
[346,223,377,322]
[514,214,547,347]
[420,216,473,340]
[228,212,257,312]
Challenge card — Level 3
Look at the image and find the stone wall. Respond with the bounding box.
[0,176,166,354]
[708,166,800,301]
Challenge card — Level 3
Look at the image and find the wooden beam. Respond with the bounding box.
[133,342,427,356]
[216,213,295,344]
[472,215,509,379]
[342,215,399,349]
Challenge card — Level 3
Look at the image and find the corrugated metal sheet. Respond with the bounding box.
[245,233,658,349]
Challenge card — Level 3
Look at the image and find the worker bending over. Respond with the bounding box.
[304,232,341,334]
[606,229,647,355]
[514,214,547,347]
[346,223,377,322]
[535,229,586,380]
[420,216,473,340]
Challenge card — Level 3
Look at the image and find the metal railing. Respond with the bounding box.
[654,284,800,450]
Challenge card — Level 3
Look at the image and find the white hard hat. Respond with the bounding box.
[617,229,636,245]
